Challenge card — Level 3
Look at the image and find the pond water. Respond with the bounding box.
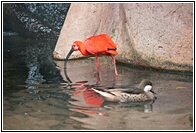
[3,34,193,130]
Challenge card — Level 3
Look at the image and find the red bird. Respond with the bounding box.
[65,34,118,76]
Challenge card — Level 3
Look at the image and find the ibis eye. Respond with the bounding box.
[72,44,79,50]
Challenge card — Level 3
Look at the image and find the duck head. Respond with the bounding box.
[140,80,156,94]
[144,85,156,94]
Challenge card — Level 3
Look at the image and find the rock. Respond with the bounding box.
[3,3,70,38]
[53,3,193,72]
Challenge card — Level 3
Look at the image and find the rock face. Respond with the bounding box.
[53,3,193,72]
[3,3,70,38]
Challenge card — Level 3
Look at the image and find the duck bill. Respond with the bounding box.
[64,48,74,68]
[150,88,156,94]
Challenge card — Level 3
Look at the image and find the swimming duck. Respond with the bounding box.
[91,80,156,102]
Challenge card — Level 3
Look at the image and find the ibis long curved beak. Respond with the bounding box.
[64,48,74,69]
[64,47,74,83]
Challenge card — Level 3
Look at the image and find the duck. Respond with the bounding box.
[91,79,156,102]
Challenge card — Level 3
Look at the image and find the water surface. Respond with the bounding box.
[3,35,193,130]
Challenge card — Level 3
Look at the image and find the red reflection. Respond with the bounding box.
[72,86,104,108]
[69,84,106,116]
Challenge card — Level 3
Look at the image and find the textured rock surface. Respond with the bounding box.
[53,3,193,72]
[3,3,70,38]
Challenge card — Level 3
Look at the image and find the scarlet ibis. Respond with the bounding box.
[65,34,118,75]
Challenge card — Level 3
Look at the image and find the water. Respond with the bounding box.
[3,35,193,130]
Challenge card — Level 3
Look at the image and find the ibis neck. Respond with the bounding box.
[75,41,90,56]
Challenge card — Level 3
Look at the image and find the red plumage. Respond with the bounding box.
[65,34,118,76]
[84,34,118,55]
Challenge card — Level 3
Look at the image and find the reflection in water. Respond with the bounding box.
[61,82,104,115]
[3,36,193,130]
[64,81,156,113]
[60,79,156,130]
[57,57,157,129]
[54,58,193,130]
[25,45,46,85]
[68,85,156,130]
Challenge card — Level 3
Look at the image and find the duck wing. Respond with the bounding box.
[91,88,116,97]
[91,88,120,102]
[108,87,144,94]
[91,87,145,102]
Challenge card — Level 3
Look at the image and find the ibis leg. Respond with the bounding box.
[95,55,100,69]
[111,55,118,76]
[95,55,100,82]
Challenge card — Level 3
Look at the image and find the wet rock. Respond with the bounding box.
[24,3,70,31]
[53,3,193,72]
[3,3,70,38]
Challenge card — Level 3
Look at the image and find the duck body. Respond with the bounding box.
[91,80,156,103]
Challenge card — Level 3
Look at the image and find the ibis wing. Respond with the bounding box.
[84,34,118,55]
